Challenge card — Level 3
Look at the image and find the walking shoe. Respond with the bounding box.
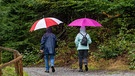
[51,66,55,72]
[85,65,88,71]
[78,69,83,72]
[45,70,49,73]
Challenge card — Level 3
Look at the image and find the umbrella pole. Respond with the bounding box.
[57,29,66,39]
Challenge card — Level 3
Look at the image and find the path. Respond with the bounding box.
[23,67,135,76]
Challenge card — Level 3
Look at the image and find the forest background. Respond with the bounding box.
[0,0,135,70]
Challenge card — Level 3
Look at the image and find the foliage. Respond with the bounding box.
[97,28,135,69]
[2,66,17,76]
[128,44,135,70]
[128,50,135,70]
[23,49,39,66]
[2,51,13,63]
[98,36,131,59]
[2,66,28,76]
[0,0,135,69]
[55,40,78,66]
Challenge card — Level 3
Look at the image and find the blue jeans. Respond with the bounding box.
[44,54,55,71]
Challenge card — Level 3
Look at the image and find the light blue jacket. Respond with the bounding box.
[75,32,92,50]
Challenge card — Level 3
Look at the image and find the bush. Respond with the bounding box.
[98,37,130,59]
[2,66,28,76]
[2,51,13,63]
[23,50,39,66]
[2,66,17,76]
[128,44,135,70]
[97,29,135,69]
[55,40,78,66]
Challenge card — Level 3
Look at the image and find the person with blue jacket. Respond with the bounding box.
[40,27,57,73]
[75,26,92,72]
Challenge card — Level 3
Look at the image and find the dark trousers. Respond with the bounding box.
[78,50,88,69]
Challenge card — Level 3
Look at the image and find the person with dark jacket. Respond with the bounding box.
[40,27,57,73]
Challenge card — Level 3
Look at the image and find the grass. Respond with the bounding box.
[2,66,29,76]
[70,55,130,71]
[30,48,133,71]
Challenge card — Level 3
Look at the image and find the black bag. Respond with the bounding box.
[80,33,87,46]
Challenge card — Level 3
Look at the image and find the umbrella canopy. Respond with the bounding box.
[30,17,63,32]
[68,18,102,27]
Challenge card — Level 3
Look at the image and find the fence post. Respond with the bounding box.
[0,49,2,76]
[19,58,23,76]
[14,52,19,75]
[0,47,23,76]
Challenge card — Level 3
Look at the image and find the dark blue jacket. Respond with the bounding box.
[40,28,57,55]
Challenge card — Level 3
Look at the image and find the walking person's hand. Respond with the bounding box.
[39,50,44,59]
[40,50,43,53]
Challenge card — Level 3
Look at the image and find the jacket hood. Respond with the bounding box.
[46,27,52,33]
[80,26,86,34]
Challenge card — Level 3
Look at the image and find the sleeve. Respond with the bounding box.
[87,34,92,44]
[74,34,79,47]
[40,36,46,50]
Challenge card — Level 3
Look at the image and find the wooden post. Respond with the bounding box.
[18,58,23,76]
[0,50,2,76]
[0,47,23,76]
[14,52,19,76]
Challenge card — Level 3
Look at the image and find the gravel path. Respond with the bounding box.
[24,67,135,76]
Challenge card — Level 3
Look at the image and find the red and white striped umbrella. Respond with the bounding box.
[30,17,63,32]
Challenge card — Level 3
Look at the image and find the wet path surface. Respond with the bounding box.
[24,67,135,76]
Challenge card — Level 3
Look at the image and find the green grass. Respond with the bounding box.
[2,66,28,76]
[70,55,130,71]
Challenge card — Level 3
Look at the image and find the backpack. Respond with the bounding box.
[80,33,87,46]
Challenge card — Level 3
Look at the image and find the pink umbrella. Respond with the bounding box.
[30,17,63,32]
[68,18,102,27]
